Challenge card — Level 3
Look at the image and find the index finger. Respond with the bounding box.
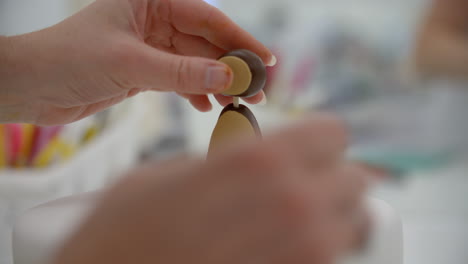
[270,114,348,165]
[169,0,275,65]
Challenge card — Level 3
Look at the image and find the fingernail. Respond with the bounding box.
[258,95,268,106]
[266,55,277,67]
[206,65,232,92]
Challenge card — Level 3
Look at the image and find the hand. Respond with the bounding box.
[1,0,274,125]
[414,0,468,79]
[52,115,369,264]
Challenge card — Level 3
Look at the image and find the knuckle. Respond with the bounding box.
[274,182,312,228]
[173,57,189,90]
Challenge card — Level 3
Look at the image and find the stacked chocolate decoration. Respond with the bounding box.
[218,49,267,98]
[208,50,267,157]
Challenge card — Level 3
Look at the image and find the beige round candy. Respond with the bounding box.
[218,56,253,96]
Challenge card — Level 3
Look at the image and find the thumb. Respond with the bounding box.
[141,48,233,94]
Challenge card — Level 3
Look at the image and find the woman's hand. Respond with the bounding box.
[53,115,369,264]
[1,0,274,125]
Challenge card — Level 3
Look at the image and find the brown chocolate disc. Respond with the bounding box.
[218,49,267,98]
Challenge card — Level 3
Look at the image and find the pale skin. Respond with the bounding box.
[415,0,468,79]
[1,0,368,263]
[0,0,274,125]
[53,116,368,264]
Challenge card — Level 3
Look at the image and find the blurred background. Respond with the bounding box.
[1,0,467,263]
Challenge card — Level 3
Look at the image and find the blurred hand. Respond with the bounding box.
[415,0,468,79]
[53,115,369,264]
[1,0,273,125]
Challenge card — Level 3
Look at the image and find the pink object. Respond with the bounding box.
[28,126,63,165]
[291,55,315,95]
[6,124,22,166]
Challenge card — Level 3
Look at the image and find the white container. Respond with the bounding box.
[373,164,468,264]
[12,194,402,264]
[0,98,146,264]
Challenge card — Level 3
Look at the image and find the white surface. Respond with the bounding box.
[373,165,468,264]
[13,193,98,264]
[341,199,403,264]
[12,193,401,264]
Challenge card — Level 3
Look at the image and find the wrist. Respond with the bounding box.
[0,35,39,123]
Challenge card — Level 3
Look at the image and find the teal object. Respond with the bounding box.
[351,150,455,176]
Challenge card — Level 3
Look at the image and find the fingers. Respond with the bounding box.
[326,163,370,253]
[339,165,371,251]
[352,206,371,251]
[335,163,369,211]
[266,114,348,167]
[224,150,367,263]
[176,92,191,99]
[127,88,144,97]
[170,32,226,58]
[141,47,233,94]
[211,91,266,107]
[187,95,213,112]
[177,93,213,112]
[283,163,368,261]
[213,114,348,181]
[179,92,266,112]
[213,94,233,106]
[169,0,274,65]
[242,91,265,105]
